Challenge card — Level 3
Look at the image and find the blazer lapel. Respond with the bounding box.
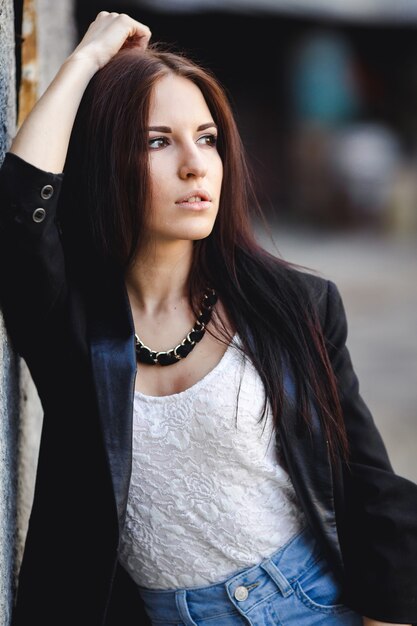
[279,364,344,575]
[88,266,137,534]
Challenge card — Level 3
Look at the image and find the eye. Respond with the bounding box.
[148,136,169,150]
[197,134,218,147]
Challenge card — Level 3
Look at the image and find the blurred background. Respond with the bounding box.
[76,0,417,478]
[11,0,417,512]
[1,0,415,621]
[0,2,416,618]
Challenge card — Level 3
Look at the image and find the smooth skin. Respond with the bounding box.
[125,72,228,398]
[8,10,410,626]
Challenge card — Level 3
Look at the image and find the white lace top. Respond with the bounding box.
[119,336,305,589]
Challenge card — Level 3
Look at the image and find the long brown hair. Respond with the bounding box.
[62,44,348,464]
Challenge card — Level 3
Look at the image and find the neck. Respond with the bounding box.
[125,239,194,314]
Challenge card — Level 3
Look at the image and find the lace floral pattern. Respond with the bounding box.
[119,336,305,589]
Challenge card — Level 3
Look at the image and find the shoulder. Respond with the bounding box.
[291,268,328,301]
[281,266,338,329]
[277,266,350,348]
[238,250,344,336]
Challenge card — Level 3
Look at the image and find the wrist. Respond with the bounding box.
[62,51,100,78]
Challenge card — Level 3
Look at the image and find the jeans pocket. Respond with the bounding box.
[294,556,349,614]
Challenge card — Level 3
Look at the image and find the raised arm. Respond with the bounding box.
[0,13,151,358]
[10,11,151,173]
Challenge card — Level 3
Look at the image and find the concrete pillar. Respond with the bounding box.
[0,0,19,621]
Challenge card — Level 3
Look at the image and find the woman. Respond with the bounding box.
[0,11,416,626]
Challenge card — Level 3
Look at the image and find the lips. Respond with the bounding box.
[175,190,212,203]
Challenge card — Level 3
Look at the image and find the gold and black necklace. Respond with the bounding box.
[134,288,218,366]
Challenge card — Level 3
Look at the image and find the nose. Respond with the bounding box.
[178,144,207,179]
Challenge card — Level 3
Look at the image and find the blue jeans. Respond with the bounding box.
[136,527,362,625]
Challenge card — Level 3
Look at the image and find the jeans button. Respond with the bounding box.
[234,585,249,601]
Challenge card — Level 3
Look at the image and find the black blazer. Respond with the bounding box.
[1,152,417,625]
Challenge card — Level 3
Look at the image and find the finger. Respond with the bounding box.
[121,14,152,39]
[119,15,152,48]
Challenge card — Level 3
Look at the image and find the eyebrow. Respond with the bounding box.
[147,122,218,133]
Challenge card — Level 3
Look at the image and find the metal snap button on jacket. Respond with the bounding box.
[234,585,249,601]
[40,184,54,200]
[32,207,46,223]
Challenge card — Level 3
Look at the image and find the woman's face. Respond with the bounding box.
[145,74,223,245]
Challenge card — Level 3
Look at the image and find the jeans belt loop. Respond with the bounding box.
[260,559,293,598]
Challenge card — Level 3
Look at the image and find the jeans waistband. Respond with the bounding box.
[137,526,323,623]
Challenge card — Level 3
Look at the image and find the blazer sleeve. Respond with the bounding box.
[324,279,417,623]
[0,152,66,357]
